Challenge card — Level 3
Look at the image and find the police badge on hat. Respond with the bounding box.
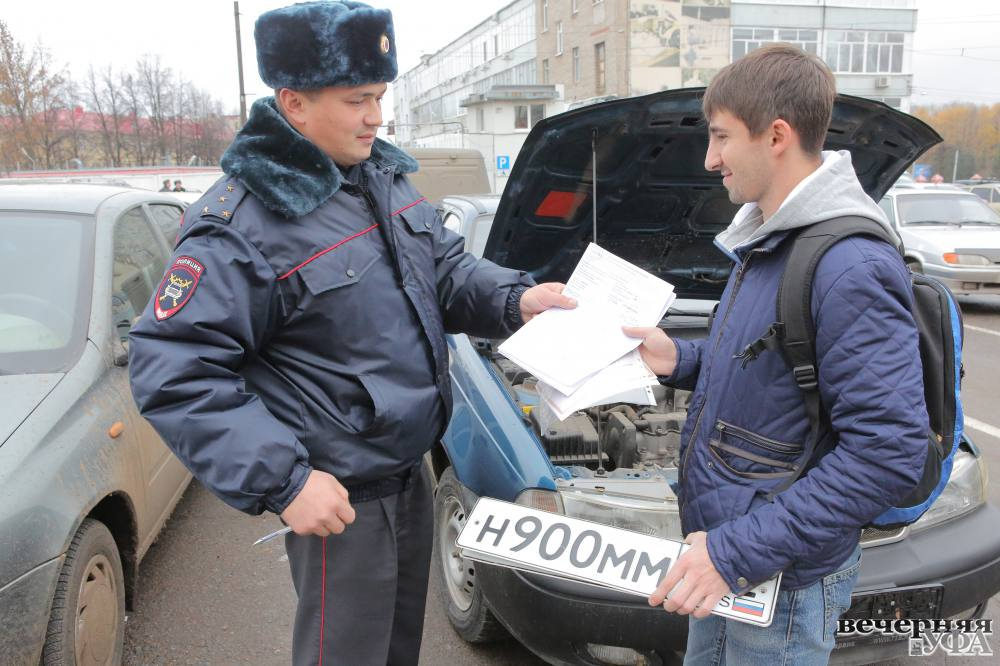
[155,256,204,321]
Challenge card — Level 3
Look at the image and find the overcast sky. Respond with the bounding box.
[3,0,998,117]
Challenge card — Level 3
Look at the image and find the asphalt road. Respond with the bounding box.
[123,295,1000,666]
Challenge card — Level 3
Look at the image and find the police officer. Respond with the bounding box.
[128,2,574,664]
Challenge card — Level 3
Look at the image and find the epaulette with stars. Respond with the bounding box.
[196,179,249,223]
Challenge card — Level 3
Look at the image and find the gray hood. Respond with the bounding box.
[717,150,896,253]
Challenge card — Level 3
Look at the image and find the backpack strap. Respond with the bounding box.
[745,216,901,497]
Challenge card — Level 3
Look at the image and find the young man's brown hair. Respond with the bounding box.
[702,43,836,155]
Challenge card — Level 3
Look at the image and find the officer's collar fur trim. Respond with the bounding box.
[220,96,417,218]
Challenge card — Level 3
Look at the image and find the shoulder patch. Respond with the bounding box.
[154,256,204,321]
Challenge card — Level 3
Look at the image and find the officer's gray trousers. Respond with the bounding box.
[284,466,433,666]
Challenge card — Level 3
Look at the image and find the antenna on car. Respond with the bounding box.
[592,127,607,476]
[592,128,599,247]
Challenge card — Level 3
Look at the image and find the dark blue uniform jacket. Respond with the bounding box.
[129,98,532,516]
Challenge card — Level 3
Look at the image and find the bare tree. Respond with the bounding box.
[86,64,126,166]
[0,21,73,170]
[136,55,173,164]
[120,71,145,165]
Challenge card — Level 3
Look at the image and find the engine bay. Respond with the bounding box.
[490,355,691,478]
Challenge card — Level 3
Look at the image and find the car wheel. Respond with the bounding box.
[434,467,508,643]
[42,518,125,666]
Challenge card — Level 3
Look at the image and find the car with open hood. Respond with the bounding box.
[0,183,192,665]
[429,90,1000,666]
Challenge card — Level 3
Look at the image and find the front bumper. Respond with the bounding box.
[922,264,1000,295]
[830,502,1000,664]
[478,562,687,666]
[478,503,1000,666]
[0,557,62,666]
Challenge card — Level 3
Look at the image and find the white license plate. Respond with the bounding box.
[457,497,780,627]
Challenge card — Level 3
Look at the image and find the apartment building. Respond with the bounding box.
[393,0,917,191]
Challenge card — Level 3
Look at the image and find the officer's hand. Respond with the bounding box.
[648,532,731,619]
[622,326,678,376]
[519,283,577,323]
[280,470,356,537]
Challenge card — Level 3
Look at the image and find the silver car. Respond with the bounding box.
[879,184,1000,295]
[0,183,192,665]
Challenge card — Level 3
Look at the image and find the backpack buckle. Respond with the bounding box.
[792,365,818,390]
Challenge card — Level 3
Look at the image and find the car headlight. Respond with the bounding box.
[943,252,991,266]
[910,449,988,533]
[517,487,682,540]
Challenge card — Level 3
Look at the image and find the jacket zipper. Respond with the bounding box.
[359,168,405,286]
[679,248,769,484]
[716,420,802,454]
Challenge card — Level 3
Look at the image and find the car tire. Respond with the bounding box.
[42,518,126,666]
[434,467,508,643]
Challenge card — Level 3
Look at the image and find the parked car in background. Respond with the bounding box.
[878,184,1000,295]
[963,181,1000,214]
[429,91,1000,666]
[406,148,491,205]
[0,183,192,665]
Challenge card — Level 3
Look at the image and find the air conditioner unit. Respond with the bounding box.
[875,76,890,89]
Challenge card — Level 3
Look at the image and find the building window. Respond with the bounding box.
[557,21,564,55]
[515,105,529,129]
[476,107,485,131]
[494,35,499,57]
[483,41,488,62]
[732,27,818,60]
[542,58,550,84]
[531,104,546,128]
[594,42,606,95]
[542,0,548,32]
[825,31,904,74]
[573,47,581,82]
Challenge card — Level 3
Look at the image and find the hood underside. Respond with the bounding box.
[484,90,941,300]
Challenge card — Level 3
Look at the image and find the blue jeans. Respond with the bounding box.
[683,546,862,666]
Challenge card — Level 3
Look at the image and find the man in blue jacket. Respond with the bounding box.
[625,45,928,664]
[128,3,573,664]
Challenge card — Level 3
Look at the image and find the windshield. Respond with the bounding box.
[897,194,1000,226]
[0,212,94,373]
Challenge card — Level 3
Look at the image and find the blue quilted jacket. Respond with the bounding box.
[667,151,929,592]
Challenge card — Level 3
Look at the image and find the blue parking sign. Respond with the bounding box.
[497,155,511,171]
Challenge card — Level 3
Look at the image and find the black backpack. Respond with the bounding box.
[735,216,964,529]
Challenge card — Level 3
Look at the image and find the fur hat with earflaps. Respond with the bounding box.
[255,1,397,90]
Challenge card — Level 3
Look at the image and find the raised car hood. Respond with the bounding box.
[484,90,941,300]
[0,373,63,447]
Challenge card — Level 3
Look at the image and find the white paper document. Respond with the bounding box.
[498,244,676,395]
[537,349,657,421]
[457,498,781,627]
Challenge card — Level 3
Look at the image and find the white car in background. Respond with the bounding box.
[878,184,1000,295]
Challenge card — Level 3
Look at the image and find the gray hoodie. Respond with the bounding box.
[716,149,897,254]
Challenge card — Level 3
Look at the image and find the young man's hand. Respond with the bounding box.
[622,326,679,376]
[648,531,732,619]
[281,470,356,537]
[519,282,577,323]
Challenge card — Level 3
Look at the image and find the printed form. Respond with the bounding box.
[499,244,676,396]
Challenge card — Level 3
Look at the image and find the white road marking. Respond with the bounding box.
[966,416,1000,441]
[965,324,1000,338]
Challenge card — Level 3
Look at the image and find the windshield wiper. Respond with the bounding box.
[903,220,961,226]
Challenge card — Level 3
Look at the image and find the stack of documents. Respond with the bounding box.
[457,497,781,627]
[499,244,676,421]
